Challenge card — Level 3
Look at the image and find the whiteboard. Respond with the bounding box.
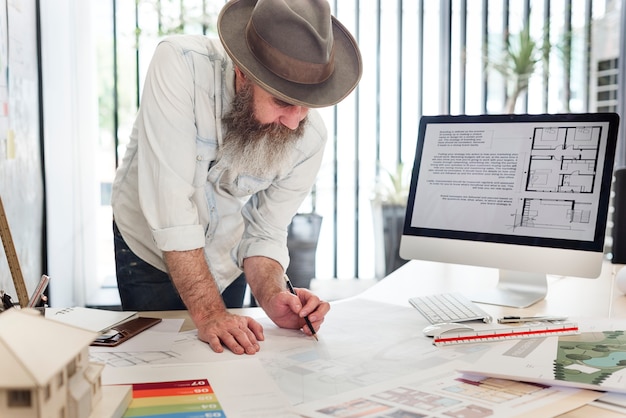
[0,0,44,302]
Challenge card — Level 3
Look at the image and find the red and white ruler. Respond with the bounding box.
[433,322,579,346]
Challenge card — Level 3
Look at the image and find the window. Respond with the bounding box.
[43,1,622,308]
[93,1,619,283]
[56,371,64,388]
[596,58,619,112]
[67,360,77,377]
[8,390,32,407]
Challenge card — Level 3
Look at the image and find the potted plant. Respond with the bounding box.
[487,25,550,113]
[371,162,411,278]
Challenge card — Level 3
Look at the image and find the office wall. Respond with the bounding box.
[0,0,44,302]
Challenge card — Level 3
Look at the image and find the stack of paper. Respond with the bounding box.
[45,307,137,332]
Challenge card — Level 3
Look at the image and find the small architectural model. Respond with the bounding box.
[0,308,131,418]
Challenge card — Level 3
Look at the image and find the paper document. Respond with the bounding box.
[294,361,600,418]
[102,360,296,417]
[45,306,137,332]
[460,320,626,394]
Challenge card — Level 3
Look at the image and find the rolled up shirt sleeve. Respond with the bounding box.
[137,40,207,251]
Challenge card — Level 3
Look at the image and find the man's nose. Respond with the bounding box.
[280,106,308,130]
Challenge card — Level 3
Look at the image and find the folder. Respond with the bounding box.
[91,316,162,347]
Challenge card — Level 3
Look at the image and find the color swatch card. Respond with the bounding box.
[101,359,294,417]
[123,379,226,417]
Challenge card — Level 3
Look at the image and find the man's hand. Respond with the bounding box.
[165,249,265,355]
[195,310,265,355]
[264,286,331,336]
[244,256,331,336]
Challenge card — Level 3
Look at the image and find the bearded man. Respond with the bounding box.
[110,0,362,355]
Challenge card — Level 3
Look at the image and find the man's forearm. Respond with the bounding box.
[243,256,285,309]
[163,249,226,323]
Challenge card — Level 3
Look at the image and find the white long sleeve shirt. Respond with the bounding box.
[111,35,327,291]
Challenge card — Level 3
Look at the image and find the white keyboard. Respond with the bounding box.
[409,292,492,324]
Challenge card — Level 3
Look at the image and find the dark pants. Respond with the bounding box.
[113,220,247,311]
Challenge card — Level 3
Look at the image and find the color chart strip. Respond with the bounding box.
[123,379,226,418]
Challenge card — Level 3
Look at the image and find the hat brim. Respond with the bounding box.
[218,0,362,108]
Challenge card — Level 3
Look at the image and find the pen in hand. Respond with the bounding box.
[284,275,318,341]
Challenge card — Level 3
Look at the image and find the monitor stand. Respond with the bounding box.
[466,269,548,308]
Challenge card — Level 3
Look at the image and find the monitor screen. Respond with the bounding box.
[400,113,620,307]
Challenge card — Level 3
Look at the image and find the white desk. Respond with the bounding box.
[139,260,626,417]
[355,259,626,418]
[359,259,622,318]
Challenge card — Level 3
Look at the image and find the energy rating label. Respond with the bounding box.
[123,379,226,418]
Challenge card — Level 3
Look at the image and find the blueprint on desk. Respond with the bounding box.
[93,298,602,418]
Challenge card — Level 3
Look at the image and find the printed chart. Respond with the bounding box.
[123,379,226,418]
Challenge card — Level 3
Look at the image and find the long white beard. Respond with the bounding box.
[217,129,302,179]
[220,80,307,179]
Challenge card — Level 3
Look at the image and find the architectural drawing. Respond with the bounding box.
[554,331,626,386]
[297,366,578,418]
[460,321,626,395]
[512,125,602,231]
[528,126,600,194]
[513,198,591,231]
[89,350,179,368]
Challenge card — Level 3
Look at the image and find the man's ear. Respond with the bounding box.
[234,66,246,80]
[234,66,247,91]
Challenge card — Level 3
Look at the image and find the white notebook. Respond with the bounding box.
[45,307,137,332]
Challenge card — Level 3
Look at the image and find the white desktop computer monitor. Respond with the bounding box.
[400,113,620,308]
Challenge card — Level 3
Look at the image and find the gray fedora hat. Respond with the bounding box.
[218,0,362,108]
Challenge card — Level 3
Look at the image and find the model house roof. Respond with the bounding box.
[0,309,98,388]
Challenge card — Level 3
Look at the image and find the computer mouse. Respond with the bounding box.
[422,322,474,337]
